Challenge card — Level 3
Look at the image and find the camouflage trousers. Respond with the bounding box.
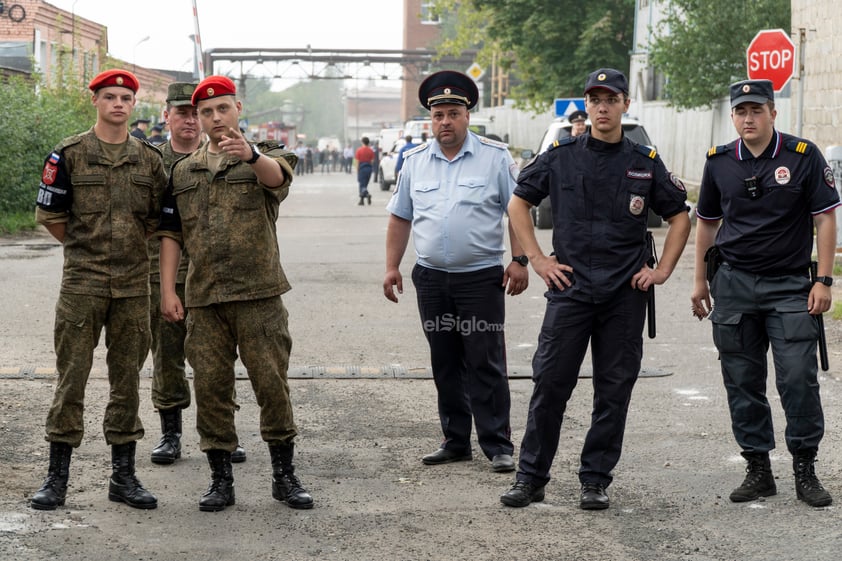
[45,293,150,447]
[186,296,297,452]
[149,281,191,411]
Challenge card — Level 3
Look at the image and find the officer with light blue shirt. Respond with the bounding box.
[383,70,529,474]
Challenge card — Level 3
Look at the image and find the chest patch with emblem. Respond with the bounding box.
[629,194,645,216]
[774,166,791,185]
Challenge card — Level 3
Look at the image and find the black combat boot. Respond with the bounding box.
[30,442,73,510]
[358,196,365,206]
[269,441,314,509]
[150,408,182,465]
[729,451,776,502]
[108,442,158,509]
[231,443,247,463]
[793,451,832,507]
[199,450,235,512]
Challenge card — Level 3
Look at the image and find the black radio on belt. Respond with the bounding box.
[744,176,762,200]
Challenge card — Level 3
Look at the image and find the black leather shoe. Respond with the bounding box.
[421,448,472,465]
[580,483,610,510]
[500,480,545,507]
[491,454,515,473]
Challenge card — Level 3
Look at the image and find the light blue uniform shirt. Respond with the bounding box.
[387,131,518,273]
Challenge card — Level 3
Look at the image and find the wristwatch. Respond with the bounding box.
[814,276,833,287]
[512,255,529,266]
[245,143,261,164]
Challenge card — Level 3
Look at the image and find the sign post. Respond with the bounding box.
[746,29,795,92]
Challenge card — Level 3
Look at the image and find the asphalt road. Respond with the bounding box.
[1,170,841,561]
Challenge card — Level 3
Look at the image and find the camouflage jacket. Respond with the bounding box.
[158,141,297,307]
[36,127,167,298]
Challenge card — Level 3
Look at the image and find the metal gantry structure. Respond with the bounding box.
[203,47,479,87]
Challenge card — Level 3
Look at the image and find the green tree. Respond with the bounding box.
[430,0,636,111]
[648,0,790,109]
[0,74,96,230]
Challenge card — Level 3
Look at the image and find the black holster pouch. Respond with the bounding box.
[704,246,722,282]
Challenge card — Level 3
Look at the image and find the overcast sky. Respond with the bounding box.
[47,0,405,78]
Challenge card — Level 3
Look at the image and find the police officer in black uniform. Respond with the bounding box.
[691,79,840,507]
[501,68,691,510]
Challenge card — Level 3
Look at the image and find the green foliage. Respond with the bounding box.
[0,74,95,221]
[431,0,636,112]
[648,0,790,109]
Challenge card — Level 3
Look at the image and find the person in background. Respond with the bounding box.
[147,124,166,145]
[568,110,587,137]
[355,136,375,205]
[501,68,690,511]
[394,134,419,176]
[691,79,840,508]
[383,70,529,475]
[158,75,312,512]
[31,69,166,511]
[147,82,247,467]
[130,118,150,140]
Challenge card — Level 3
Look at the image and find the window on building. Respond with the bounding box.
[420,2,440,24]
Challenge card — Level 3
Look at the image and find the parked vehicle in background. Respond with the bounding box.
[378,138,407,191]
[521,116,662,229]
[404,118,432,141]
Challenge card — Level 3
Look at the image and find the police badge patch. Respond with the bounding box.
[669,173,686,191]
[824,166,836,189]
[629,194,645,216]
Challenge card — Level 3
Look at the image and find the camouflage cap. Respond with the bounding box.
[167,82,198,106]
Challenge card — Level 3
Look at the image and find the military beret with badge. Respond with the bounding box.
[88,69,140,93]
[192,75,237,105]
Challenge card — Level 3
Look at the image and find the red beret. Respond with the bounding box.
[192,75,237,105]
[88,69,140,93]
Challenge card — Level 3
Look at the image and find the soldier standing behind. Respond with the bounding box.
[157,75,313,512]
[147,82,247,466]
[31,69,166,511]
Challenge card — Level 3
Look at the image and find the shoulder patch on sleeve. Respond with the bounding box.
[547,136,576,151]
[634,144,658,159]
[706,145,729,159]
[785,139,812,155]
[478,136,509,150]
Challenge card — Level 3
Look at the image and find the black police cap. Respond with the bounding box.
[568,110,587,123]
[584,68,629,95]
[418,70,478,110]
[729,79,774,108]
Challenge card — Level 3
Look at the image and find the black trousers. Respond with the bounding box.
[710,264,824,455]
[517,285,647,488]
[412,264,513,459]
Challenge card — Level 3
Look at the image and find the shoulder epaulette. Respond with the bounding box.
[257,140,286,152]
[478,135,508,150]
[404,142,430,158]
[706,145,729,159]
[785,139,812,155]
[54,134,84,151]
[634,143,658,159]
[138,140,162,155]
[547,136,576,151]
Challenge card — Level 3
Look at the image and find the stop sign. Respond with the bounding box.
[746,29,795,92]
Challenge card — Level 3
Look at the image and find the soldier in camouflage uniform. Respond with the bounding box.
[146,82,247,466]
[31,69,165,511]
[158,75,313,512]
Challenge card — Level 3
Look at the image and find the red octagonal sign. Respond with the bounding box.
[746,29,795,92]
